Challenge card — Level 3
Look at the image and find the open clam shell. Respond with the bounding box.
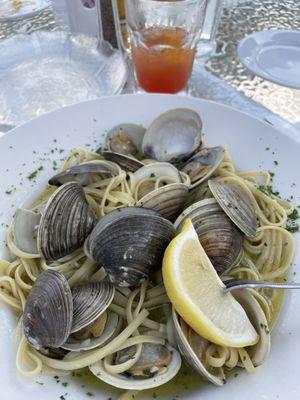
[85,207,176,287]
[102,151,144,172]
[142,109,202,163]
[48,161,120,186]
[37,182,97,261]
[13,208,41,254]
[181,146,225,188]
[137,183,189,221]
[172,309,224,386]
[133,162,183,184]
[71,282,115,333]
[208,180,257,238]
[23,270,73,350]
[233,290,270,366]
[174,199,243,275]
[105,123,146,157]
[89,344,181,390]
[62,312,121,352]
[184,181,213,208]
[133,162,188,220]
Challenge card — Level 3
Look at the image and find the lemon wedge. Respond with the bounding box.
[162,219,259,347]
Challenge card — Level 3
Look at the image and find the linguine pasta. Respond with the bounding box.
[0,145,296,399]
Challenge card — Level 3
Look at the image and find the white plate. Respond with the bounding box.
[238,30,300,89]
[0,31,128,126]
[0,94,299,400]
[0,0,50,21]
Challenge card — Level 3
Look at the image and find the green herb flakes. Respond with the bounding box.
[258,185,279,197]
[285,208,299,233]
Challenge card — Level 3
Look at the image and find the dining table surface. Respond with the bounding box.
[0,0,299,130]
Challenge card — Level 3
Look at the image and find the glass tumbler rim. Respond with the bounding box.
[126,0,206,7]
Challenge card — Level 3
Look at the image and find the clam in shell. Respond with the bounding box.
[62,281,117,352]
[62,312,121,352]
[13,208,41,254]
[142,108,202,163]
[174,199,243,275]
[23,270,73,350]
[37,182,97,261]
[172,309,225,386]
[102,151,144,172]
[208,180,257,238]
[70,282,115,333]
[181,146,225,188]
[233,289,270,366]
[115,343,172,378]
[48,161,120,187]
[133,163,188,220]
[105,123,146,157]
[89,344,181,390]
[184,181,213,208]
[85,207,176,286]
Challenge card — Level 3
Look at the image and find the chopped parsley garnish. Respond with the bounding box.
[286,208,299,233]
[269,171,275,181]
[258,185,279,197]
[86,392,94,397]
[27,166,44,181]
[273,160,279,165]
[5,189,15,195]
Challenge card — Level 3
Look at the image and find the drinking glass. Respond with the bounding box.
[125,0,207,94]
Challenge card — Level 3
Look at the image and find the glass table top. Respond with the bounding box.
[0,0,299,124]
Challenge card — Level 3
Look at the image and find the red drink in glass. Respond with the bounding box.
[132,28,196,93]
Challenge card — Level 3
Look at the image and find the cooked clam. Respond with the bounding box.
[137,183,189,221]
[208,180,257,238]
[39,346,69,360]
[133,163,188,220]
[62,312,121,352]
[73,311,108,341]
[115,343,172,378]
[105,123,146,157]
[172,309,224,386]
[48,161,120,186]
[233,289,270,366]
[102,151,144,172]
[142,109,202,163]
[181,146,225,188]
[134,162,182,184]
[184,181,213,208]
[37,182,97,261]
[174,199,243,275]
[89,344,181,390]
[13,208,41,254]
[23,270,73,350]
[70,282,115,333]
[85,207,176,286]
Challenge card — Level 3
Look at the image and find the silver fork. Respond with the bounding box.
[223,279,300,293]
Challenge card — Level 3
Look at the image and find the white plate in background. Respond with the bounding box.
[238,30,300,89]
[0,94,299,400]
